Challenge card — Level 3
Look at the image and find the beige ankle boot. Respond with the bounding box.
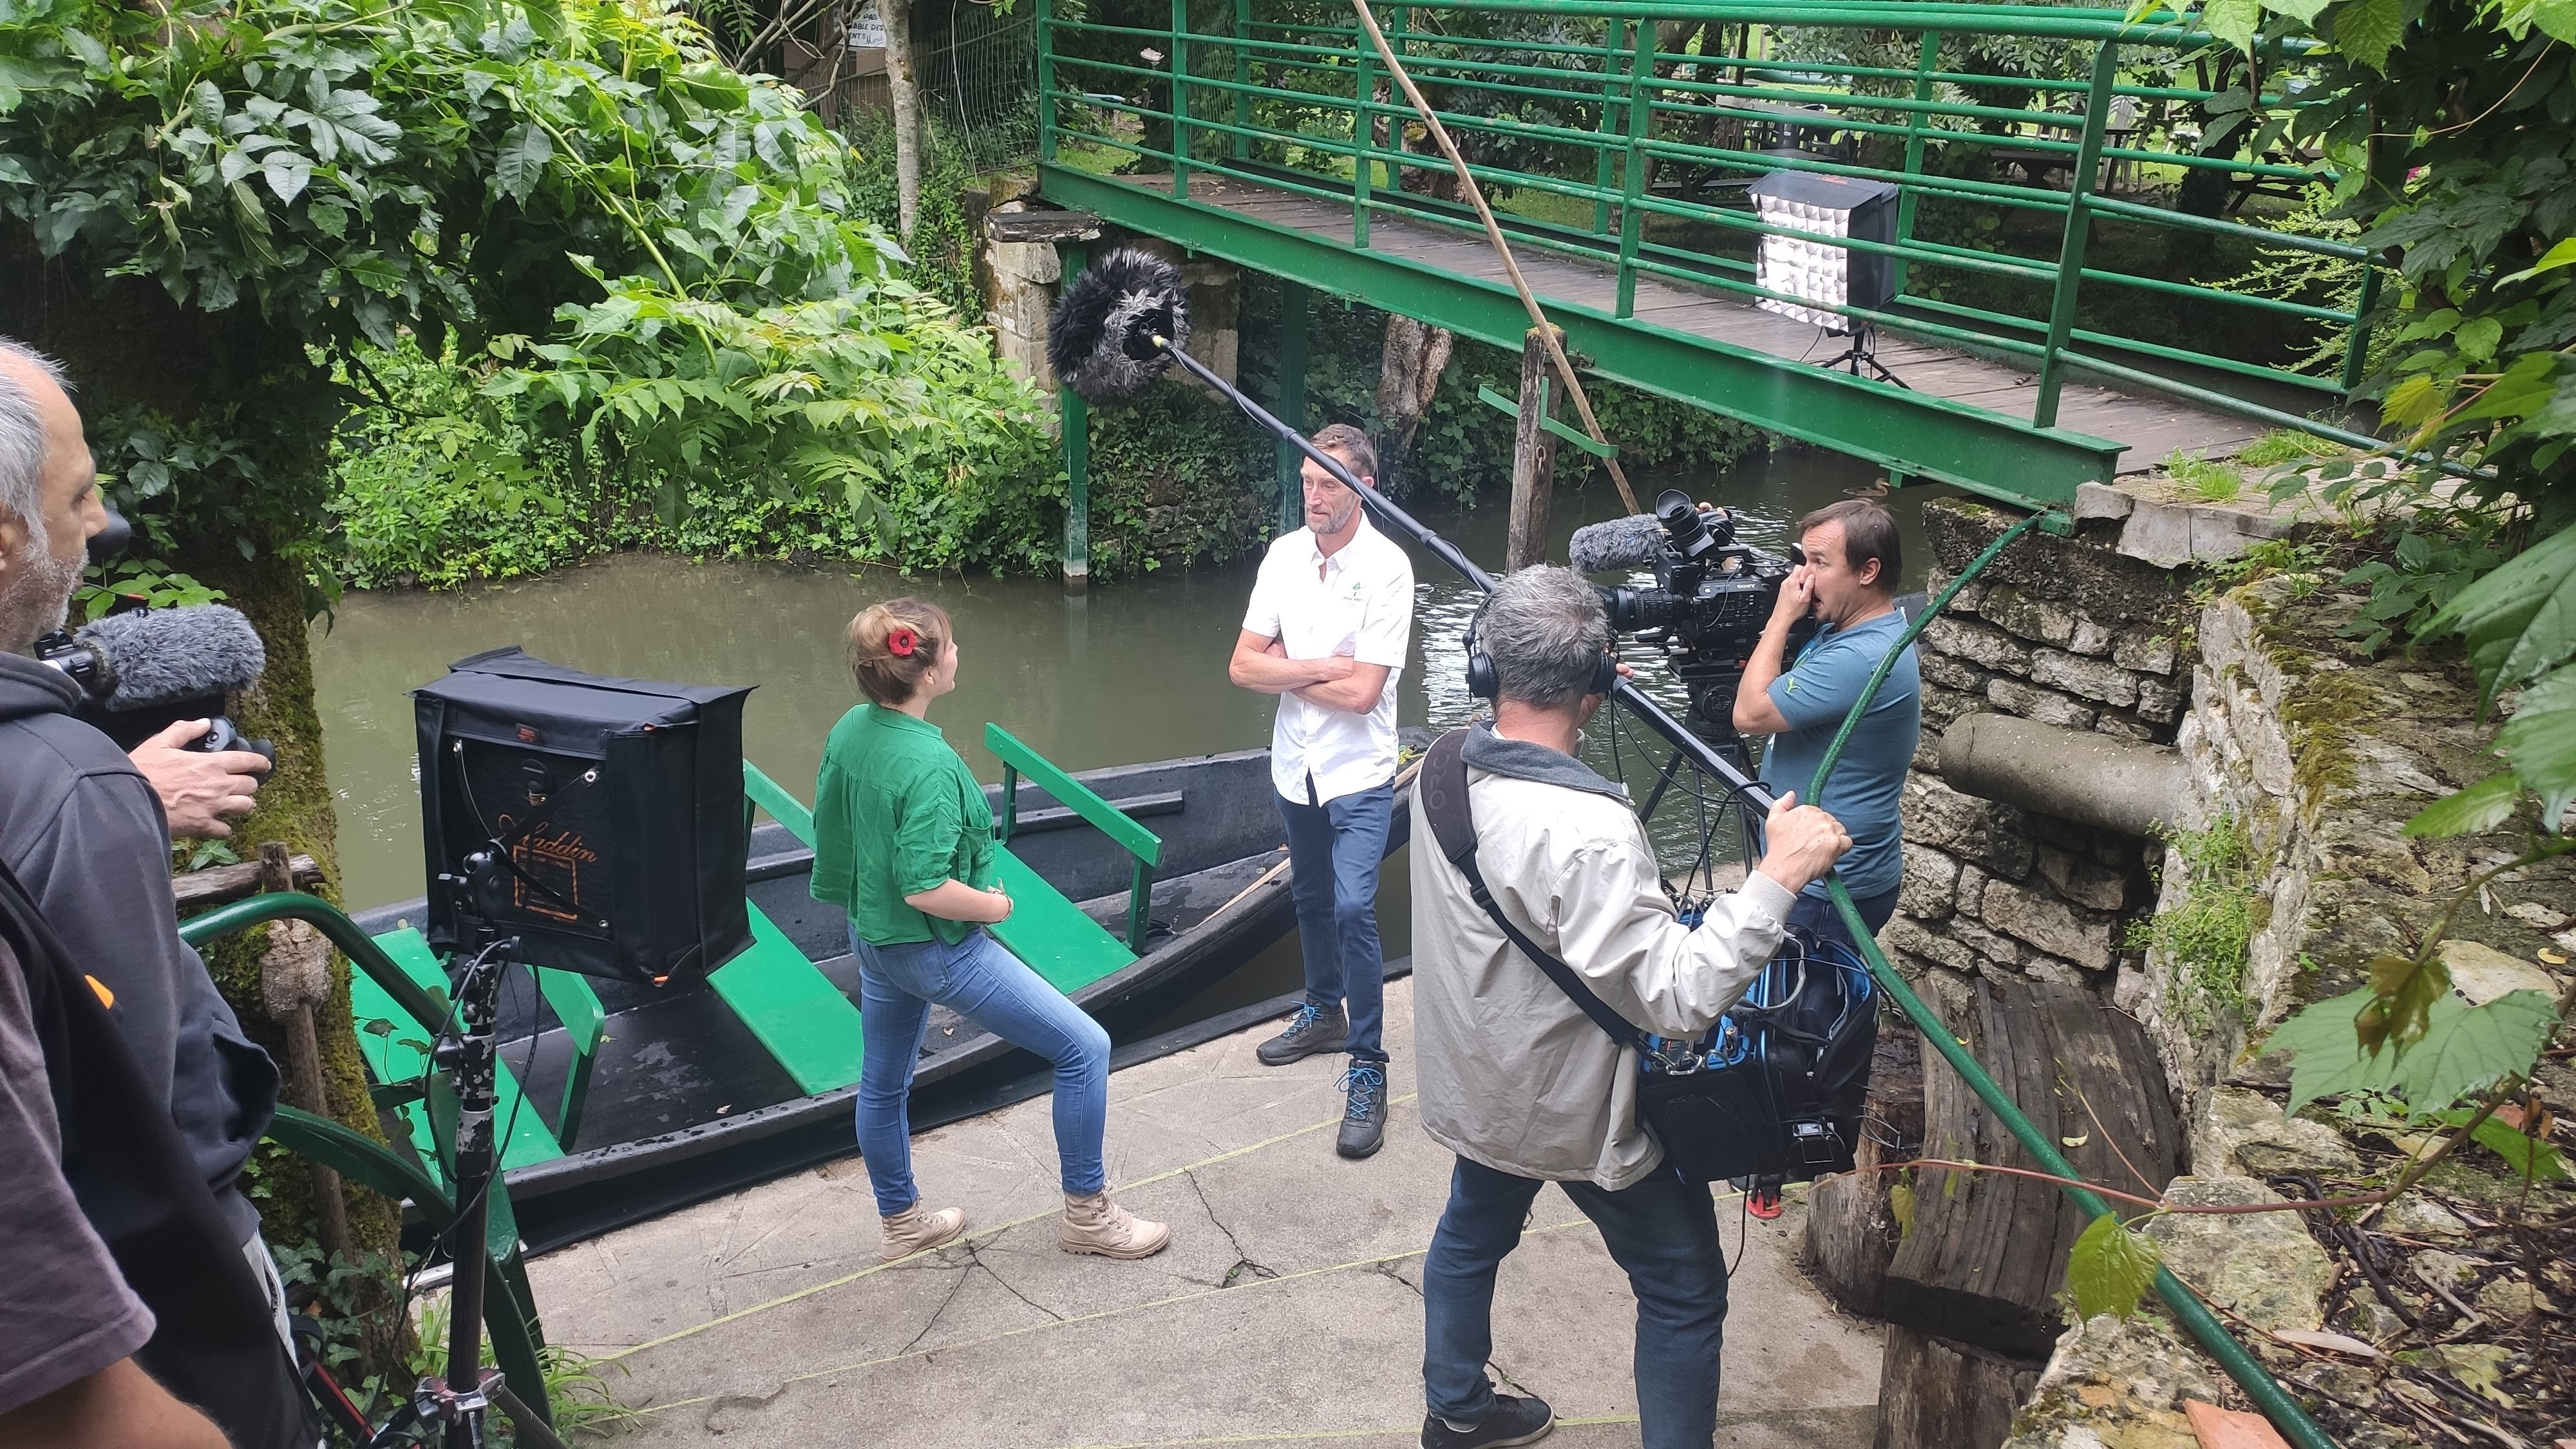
[880,1203,967,1261]
[1059,1191,1171,1259]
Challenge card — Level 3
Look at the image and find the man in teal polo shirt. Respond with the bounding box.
[1732,498,1919,952]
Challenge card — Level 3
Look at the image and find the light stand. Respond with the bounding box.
[1814,323,1909,389]
[383,848,569,1449]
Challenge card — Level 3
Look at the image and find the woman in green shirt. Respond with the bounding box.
[813,598,1170,1264]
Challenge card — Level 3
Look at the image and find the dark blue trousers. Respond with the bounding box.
[1786,882,1900,957]
[1277,778,1393,1063]
[1423,1157,1729,1446]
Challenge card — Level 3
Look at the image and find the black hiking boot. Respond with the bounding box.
[1337,1061,1388,1159]
[1420,1392,1555,1448]
[1256,1001,1347,1066]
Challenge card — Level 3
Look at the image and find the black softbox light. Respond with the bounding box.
[413,648,755,985]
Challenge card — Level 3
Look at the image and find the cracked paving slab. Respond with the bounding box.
[540,979,1884,1445]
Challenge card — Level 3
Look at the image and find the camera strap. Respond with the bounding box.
[1419,728,1652,1055]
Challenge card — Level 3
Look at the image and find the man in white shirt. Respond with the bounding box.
[1228,423,1416,1159]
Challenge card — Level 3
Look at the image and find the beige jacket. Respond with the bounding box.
[1409,728,1794,1190]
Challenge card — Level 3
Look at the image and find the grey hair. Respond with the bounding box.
[0,338,67,551]
[1481,564,1612,709]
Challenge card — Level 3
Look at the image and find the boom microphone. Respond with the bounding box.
[1567,514,1667,575]
[1046,249,1191,406]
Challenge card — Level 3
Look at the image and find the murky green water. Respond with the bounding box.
[311,444,1951,1016]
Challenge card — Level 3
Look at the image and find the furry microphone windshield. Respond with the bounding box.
[1046,249,1190,406]
[77,605,268,711]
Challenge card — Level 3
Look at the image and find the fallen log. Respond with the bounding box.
[171,851,322,912]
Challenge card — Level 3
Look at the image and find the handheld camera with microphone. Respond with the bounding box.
[30,508,276,765]
[1567,490,1814,753]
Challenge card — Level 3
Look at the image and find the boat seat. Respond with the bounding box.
[989,845,1139,993]
[357,928,566,1173]
[705,902,870,1095]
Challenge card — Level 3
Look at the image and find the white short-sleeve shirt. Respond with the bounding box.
[1241,518,1416,805]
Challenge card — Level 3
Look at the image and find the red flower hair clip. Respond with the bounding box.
[887,627,919,658]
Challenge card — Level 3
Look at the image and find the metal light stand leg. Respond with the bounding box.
[1815,324,1909,390]
[415,934,506,1449]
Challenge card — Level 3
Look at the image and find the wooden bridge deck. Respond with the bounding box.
[1160,173,2268,472]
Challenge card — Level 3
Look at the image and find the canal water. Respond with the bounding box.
[311,445,1954,1025]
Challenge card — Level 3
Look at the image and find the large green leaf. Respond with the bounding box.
[2067,1213,2163,1321]
[2327,0,2408,68]
[2275,987,2561,1114]
[2494,662,2576,824]
[2205,0,2264,48]
[2402,772,2521,838]
[491,121,553,203]
[2425,519,2576,708]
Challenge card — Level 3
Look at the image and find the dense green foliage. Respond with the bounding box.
[0,0,1048,562]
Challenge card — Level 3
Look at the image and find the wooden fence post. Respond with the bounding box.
[1505,325,1561,573]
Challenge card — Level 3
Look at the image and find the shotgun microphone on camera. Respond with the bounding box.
[36,605,275,763]
[1567,514,1668,575]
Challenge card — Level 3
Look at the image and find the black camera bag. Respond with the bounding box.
[1419,727,1877,1183]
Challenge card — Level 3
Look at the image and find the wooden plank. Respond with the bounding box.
[1873,1326,2043,1449]
[704,903,869,1095]
[170,854,323,913]
[355,929,565,1173]
[988,846,1138,994]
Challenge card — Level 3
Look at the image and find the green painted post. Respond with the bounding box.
[1592,20,1626,238]
[1037,0,1058,163]
[2339,264,2382,396]
[1352,12,1376,249]
[2032,43,2119,430]
[1170,0,1191,196]
[1615,20,1654,318]
[1274,276,1311,535]
[1061,242,1091,591]
[1231,0,1251,162]
[1891,30,1938,298]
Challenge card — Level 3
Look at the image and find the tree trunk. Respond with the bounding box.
[1372,313,1454,480]
[884,0,923,238]
[0,238,407,1374]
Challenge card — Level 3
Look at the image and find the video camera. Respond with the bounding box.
[1569,489,1814,750]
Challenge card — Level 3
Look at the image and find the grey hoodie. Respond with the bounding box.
[0,652,276,1244]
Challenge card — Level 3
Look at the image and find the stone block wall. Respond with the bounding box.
[1880,500,2195,999]
[2123,574,2576,1110]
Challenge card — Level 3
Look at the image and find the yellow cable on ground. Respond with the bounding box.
[1054,1414,1646,1448]
[630,1216,1601,1421]
[596,1091,1423,1363]
[1347,0,1640,516]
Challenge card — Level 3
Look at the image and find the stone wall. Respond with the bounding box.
[1880,500,2195,1003]
[2124,574,2576,1115]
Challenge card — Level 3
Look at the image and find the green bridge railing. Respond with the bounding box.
[1036,1,2377,440]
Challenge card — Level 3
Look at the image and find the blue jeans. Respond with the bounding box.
[1423,1157,1728,1448]
[1278,779,1394,1063]
[1788,882,1900,958]
[851,925,1112,1215]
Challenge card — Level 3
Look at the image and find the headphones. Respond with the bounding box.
[1463,596,1619,703]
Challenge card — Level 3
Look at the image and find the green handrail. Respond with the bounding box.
[182,891,447,1039]
[742,759,819,849]
[1796,510,2334,1449]
[1041,0,2387,431]
[985,723,1164,952]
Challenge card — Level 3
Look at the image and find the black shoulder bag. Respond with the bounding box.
[1418,728,1878,1184]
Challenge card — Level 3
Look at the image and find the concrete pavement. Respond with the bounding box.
[533,978,1884,1446]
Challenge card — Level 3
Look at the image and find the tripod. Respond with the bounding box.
[1815,323,1908,389]
[316,850,567,1449]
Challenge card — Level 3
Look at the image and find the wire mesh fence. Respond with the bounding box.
[813,0,1039,173]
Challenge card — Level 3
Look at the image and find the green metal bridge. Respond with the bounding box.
[1030,0,2383,542]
